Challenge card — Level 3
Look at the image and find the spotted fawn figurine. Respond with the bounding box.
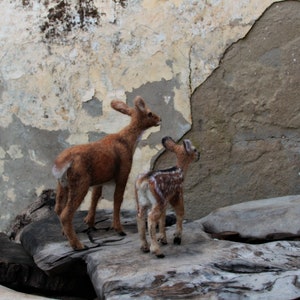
[135,136,200,258]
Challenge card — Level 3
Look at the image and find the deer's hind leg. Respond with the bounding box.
[148,204,165,258]
[60,181,90,250]
[54,182,68,217]
[136,204,150,253]
[158,209,168,245]
[84,185,102,228]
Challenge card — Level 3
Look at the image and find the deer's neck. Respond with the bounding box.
[118,124,144,149]
[176,161,190,176]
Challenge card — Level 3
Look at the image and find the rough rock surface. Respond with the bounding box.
[156,0,300,219]
[18,194,300,299]
[0,232,96,299]
[8,189,56,242]
[201,195,300,242]
[0,285,57,300]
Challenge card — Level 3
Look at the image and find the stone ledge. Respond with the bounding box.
[17,195,300,299]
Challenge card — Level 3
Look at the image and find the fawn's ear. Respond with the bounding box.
[162,136,176,151]
[111,100,133,116]
[183,139,193,153]
[134,96,147,112]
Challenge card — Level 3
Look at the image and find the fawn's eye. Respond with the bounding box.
[147,112,153,117]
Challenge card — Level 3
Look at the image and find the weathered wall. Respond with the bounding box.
[0,0,286,231]
[157,0,300,219]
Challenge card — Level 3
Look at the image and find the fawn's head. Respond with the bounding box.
[111,96,161,129]
[162,136,200,169]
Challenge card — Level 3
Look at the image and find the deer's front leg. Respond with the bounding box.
[172,196,185,245]
[84,185,102,228]
[112,175,129,235]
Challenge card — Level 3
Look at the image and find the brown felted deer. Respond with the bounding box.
[52,96,161,250]
[135,136,200,258]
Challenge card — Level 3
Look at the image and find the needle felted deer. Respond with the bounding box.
[135,136,200,258]
[52,96,161,250]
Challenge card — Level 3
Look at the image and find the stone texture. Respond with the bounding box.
[0,285,57,300]
[0,0,281,231]
[0,232,96,299]
[200,195,300,242]
[17,193,300,299]
[156,0,300,220]
[8,189,56,242]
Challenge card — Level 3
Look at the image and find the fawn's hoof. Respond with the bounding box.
[141,246,150,253]
[156,253,165,259]
[173,236,181,245]
[158,239,168,245]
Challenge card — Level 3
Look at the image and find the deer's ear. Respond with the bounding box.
[111,100,133,116]
[134,96,146,112]
[183,139,193,153]
[162,136,176,151]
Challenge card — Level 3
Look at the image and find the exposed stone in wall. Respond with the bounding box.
[0,0,282,231]
[156,0,300,220]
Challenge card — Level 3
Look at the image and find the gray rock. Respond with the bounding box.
[86,221,300,299]
[0,232,96,299]
[200,195,300,242]
[9,189,56,242]
[0,285,58,300]
[19,195,300,299]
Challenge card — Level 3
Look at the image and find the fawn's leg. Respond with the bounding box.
[148,205,164,258]
[136,204,149,253]
[158,209,168,245]
[84,185,102,228]
[172,197,185,245]
[60,184,90,250]
[54,183,68,217]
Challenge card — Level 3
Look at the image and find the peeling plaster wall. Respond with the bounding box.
[0,0,282,231]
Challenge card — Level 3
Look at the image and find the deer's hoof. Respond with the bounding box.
[173,236,181,245]
[84,217,95,228]
[87,226,97,232]
[118,231,127,236]
[72,243,88,251]
[159,239,168,245]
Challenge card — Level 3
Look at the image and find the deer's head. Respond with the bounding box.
[162,136,200,169]
[111,96,161,129]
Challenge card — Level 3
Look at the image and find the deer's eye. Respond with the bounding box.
[148,112,153,118]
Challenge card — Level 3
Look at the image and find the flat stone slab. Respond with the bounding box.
[86,221,300,299]
[19,195,300,299]
[0,285,57,300]
[200,194,300,241]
